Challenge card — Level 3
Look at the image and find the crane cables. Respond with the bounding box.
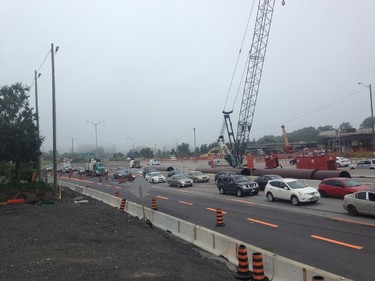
[222,0,256,113]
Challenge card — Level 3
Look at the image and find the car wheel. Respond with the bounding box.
[219,186,225,195]
[236,188,243,197]
[291,195,299,206]
[319,190,327,198]
[152,179,154,183]
[266,192,274,202]
[347,205,358,216]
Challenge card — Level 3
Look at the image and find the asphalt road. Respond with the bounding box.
[57,160,375,281]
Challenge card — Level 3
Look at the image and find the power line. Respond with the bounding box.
[253,87,366,132]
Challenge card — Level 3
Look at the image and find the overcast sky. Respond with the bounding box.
[1,0,375,154]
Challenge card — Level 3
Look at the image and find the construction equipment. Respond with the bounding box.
[281,125,295,153]
[221,0,283,167]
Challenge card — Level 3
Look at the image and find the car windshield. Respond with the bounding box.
[175,174,187,179]
[344,179,361,187]
[150,172,161,176]
[234,176,250,183]
[288,180,308,189]
[191,171,203,176]
[270,175,282,180]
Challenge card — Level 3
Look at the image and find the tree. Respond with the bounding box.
[339,122,353,132]
[0,83,42,180]
[360,116,375,129]
[177,143,191,157]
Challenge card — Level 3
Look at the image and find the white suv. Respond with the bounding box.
[265,178,320,206]
[147,159,160,165]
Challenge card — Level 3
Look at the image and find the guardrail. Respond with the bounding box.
[61,180,351,281]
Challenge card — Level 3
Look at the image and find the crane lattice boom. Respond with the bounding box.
[225,0,277,167]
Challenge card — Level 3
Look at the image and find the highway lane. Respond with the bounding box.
[58,173,375,280]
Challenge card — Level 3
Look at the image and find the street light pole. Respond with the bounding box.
[51,43,58,194]
[359,82,375,152]
[34,70,42,181]
[86,120,105,159]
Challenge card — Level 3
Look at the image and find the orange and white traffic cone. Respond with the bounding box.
[115,191,120,197]
[151,197,157,211]
[233,244,252,280]
[250,252,269,281]
[119,199,126,212]
[216,208,225,227]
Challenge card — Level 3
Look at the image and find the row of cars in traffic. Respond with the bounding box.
[335,156,375,169]
[214,172,374,217]
[112,165,375,217]
[113,166,210,188]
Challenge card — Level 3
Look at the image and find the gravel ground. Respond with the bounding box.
[0,186,237,281]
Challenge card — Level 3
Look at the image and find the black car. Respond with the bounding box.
[113,167,128,179]
[214,171,236,182]
[254,174,283,190]
[216,174,259,197]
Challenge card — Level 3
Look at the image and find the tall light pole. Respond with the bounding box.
[358,82,375,152]
[51,43,59,194]
[86,120,105,159]
[127,137,134,151]
[34,70,42,181]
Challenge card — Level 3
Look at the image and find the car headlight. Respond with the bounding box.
[298,191,306,196]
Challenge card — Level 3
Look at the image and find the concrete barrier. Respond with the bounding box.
[60,180,351,281]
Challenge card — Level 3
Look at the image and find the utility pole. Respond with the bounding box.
[51,43,58,195]
[359,82,375,152]
[193,128,196,152]
[34,70,42,181]
[71,137,74,155]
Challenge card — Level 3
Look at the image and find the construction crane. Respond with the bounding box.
[281,125,294,153]
[222,0,283,167]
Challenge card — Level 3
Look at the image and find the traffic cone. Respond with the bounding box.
[98,176,102,183]
[69,172,72,178]
[151,197,157,211]
[250,252,269,281]
[79,174,83,180]
[216,208,225,227]
[115,191,120,197]
[233,244,252,280]
[119,198,126,212]
[312,277,325,281]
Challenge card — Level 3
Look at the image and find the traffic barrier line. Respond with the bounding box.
[179,201,193,206]
[157,195,169,200]
[310,235,363,250]
[247,218,278,228]
[207,207,227,214]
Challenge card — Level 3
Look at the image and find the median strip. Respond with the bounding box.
[311,235,363,250]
